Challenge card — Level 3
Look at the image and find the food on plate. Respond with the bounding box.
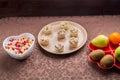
[58,29,66,39]
[55,43,64,52]
[115,46,120,62]
[38,21,87,55]
[91,35,109,48]
[43,25,52,35]
[5,36,34,54]
[109,32,120,45]
[89,49,105,61]
[60,22,68,30]
[69,37,78,48]
[70,28,78,37]
[40,36,49,46]
[100,54,114,68]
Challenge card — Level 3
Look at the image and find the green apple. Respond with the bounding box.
[115,46,120,62]
[91,35,109,48]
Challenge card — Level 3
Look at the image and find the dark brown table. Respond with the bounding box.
[0,16,120,80]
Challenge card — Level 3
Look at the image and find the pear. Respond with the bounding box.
[115,46,120,62]
[91,35,109,48]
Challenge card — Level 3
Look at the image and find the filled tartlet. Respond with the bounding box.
[69,37,78,48]
[60,22,68,30]
[58,29,66,39]
[70,28,78,37]
[43,25,52,35]
[40,36,49,46]
[55,43,64,52]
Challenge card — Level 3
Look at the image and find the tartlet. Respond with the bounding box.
[43,25,52,35]
[55,43,64,52]
[58,29,66,39]
[70,28,78,37]
[40,36,49,46]
[69,37,78,48]
[60,22,68,30]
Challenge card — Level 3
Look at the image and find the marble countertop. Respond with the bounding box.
[0,16,120,80]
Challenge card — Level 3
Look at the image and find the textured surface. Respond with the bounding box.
[0,16,120,80]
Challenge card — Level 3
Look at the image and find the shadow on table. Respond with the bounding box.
[37,41,85,59]
[0,53,27,72]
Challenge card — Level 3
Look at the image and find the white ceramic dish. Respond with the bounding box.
[38,21,87,54]
[3,33,35,60]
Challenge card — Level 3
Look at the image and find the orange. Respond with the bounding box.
[109,32,120,45]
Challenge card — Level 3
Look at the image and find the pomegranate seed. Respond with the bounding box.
[5,36,33,54]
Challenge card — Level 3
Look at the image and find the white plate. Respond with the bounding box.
[38,21,87,54]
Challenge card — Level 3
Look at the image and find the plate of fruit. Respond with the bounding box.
[38,21,87,54]
[88,32,120,69]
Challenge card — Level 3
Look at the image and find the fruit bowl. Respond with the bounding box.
[88,51,115,70]
[3,33,35,60]
[88,42,120,70]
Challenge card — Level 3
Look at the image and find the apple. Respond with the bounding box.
[115,46,120,62]
[91,35,109,48]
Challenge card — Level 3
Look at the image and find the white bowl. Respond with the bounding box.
[3,33,35,60]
